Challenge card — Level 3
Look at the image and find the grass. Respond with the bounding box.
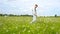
[0,16,60,34]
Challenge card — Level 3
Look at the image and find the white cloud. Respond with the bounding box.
[0,0,60,16]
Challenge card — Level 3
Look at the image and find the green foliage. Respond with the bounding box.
[0,16,60,34]
[0,14,32,17]
[55,14,57,17]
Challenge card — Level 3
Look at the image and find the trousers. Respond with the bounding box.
[30,15,37,23]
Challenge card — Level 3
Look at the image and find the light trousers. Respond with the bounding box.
[30,15,37,23]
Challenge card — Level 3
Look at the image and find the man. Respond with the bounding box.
[30,4,38,23]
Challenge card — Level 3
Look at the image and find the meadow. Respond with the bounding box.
[0,16,60,34]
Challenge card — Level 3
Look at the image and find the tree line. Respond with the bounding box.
[0,14,32,17]
[0,14,60,17]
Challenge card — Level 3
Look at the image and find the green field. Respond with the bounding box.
[0,16,60,34]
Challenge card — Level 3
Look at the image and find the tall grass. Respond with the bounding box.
[0,16,60,34]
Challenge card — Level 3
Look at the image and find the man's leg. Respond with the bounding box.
[30,15,36,23]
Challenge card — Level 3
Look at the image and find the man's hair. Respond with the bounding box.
[34,4,38,8]
[35,4,38,7]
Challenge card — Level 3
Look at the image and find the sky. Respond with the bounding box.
[0,0,60,16]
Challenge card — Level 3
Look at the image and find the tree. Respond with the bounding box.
[55,14,57,17]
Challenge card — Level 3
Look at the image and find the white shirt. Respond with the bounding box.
[32,7,36,15]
